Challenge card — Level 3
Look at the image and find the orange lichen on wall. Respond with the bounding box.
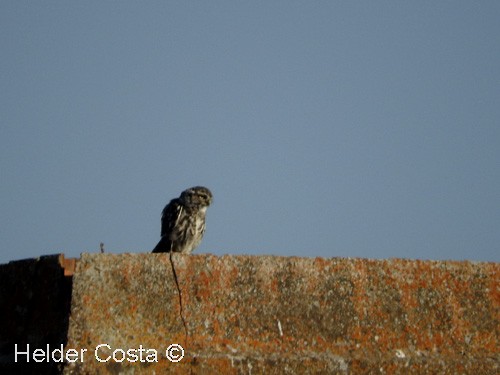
[1,253,497,374]
[59,253,499,374]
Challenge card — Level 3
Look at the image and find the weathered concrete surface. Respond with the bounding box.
[61,253,499,374]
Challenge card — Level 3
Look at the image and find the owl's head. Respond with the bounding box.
[180,186,213,208]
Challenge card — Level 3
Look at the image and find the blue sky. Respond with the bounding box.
[1,1,499,264]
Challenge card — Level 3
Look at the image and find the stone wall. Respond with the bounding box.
[1,253,498,374]
[0,255,72,374]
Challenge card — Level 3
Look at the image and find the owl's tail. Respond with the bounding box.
[152,236,172,253]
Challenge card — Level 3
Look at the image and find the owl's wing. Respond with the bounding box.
[160,198,183,237]
[152,198,182,253]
